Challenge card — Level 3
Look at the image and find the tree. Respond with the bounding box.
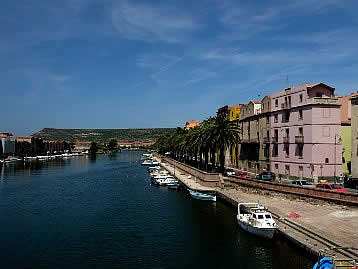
[108,139,118,152]
[89,142,98,155]
[153,115,241,174]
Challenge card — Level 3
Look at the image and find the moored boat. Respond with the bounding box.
[188,189,216,201]
[237,203,277,239]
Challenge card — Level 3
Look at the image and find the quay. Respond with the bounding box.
[154,154,358,261]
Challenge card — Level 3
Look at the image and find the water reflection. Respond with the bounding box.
[0,156,92,179]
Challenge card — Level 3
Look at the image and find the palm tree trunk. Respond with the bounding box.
[219,145,225,173]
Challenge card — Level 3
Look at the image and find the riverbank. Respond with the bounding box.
[156,155,358,261]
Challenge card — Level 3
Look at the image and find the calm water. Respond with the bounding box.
[0,151,314,268]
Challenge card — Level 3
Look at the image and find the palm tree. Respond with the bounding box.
[205,114,241,173]
[153,114,241,174]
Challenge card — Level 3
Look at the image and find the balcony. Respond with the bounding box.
[283,136,290,143]
[281,102,291,109]
[312,97,338,105]
[295,135,304,144]
[271,136,278,143]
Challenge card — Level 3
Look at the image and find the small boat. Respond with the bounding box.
[4,157,22,163]
[237,203,277,239]
[188,189,216,201]
[141,160,153,165]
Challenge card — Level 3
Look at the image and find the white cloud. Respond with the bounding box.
[111,0,199,43]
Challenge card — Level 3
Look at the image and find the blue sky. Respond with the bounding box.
[1,0,358,135]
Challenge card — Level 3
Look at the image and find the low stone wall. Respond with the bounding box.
[154,154,222,188]
[227,176,358,207]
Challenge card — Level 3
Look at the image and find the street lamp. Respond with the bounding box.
[334,134,341,183]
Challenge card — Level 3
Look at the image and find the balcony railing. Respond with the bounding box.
[283,136,290,143]
[271,136,278,143]
[295,135,304,144]
[281,102,291,109]
[312,97,338,105]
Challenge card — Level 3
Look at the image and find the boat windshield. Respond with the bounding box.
[265,214,272,219]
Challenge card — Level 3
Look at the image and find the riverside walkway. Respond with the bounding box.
[155,158,215,192]
[159,157,358,261]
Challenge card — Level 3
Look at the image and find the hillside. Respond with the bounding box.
[33,128,175,142]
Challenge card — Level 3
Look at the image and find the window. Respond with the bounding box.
[316,93,322,97]
[274,114,278,123]
[275,99,278,107]
[297,145,303,158]
[248,162,251,168]
[299,94,303,102]
[272,145,278,157]
[299,127,303,136]
[257,215,264,219]
[265,214,271,219]
[288,96,291,106]
[284,111,290,122]
[299,110,303,120]
[284,144,289,157]
[266,116,269,124]
[325,158,329,163]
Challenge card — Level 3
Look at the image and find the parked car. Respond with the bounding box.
[256,172,274,181]
[291,180,315,188]
[237,171,252,179]
[224,168,236,176]
[315,183,348,193]
[344,177,358,190]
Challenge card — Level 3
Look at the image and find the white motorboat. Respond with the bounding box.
[188,189,216,202]
[141,160,153,165]
[237,203,277,239]
[157,177,177,186]
[4,157,22,163]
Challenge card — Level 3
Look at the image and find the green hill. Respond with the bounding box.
[33,128,175,143]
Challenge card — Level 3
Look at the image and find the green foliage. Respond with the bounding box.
[108,139,117,151]
[89,142,98,155]
[32,128,175,143]
[154,115,241,172]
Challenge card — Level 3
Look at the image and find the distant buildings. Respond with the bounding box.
[0,132,70,157]
[185,120,200,130]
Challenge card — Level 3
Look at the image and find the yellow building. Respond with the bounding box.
[228,104,243,168]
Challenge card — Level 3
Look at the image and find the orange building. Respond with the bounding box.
[185,120,200,130]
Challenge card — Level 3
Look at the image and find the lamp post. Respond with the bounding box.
[334,134,341,184]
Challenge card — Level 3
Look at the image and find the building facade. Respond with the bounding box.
[351,96,358,179]
[238,101,262,173]
[270,83,342,181]
[185,120,200,130]
[228,104,243,168]
[338,94,357,175]
[259,96,271,172]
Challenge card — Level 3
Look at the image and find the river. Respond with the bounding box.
[0,151,314,268]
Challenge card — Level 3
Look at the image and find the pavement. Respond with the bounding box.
[160,158,358,259]
[219,186,358,253]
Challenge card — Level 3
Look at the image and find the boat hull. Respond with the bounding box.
[188,189,216,201]
[237,218,276,239]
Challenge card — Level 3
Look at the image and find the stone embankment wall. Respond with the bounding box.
[154,154,222,188]
[226,176,358,207]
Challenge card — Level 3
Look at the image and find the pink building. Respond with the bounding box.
[270,83,342,182]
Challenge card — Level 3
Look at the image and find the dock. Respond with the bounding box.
[158,156,358,261]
